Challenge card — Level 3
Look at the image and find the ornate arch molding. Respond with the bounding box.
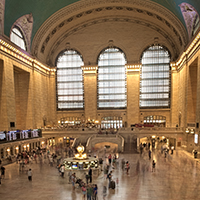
[47,16,179,66]
[10,13,33,53]
[32,0,188,61]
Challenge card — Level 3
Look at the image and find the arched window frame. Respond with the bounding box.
[140,44,171,108]
[97,47,127,109]
[10,26,27,51]
[56,49,84,110]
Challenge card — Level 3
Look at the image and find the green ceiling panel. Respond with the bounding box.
[4,0,200,44]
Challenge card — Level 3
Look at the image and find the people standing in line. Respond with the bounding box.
[152,160,156,172]
[88,167,92,183]
[149,150,152,160]
[108,154,112,165]
[28,168,32,181]
[1,166,5,179]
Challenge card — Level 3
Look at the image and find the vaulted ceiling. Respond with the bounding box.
[3,0,200,66]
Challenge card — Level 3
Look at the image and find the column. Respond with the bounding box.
[82,65,98,121]
[126,64,140,127]
[0,58,16,130]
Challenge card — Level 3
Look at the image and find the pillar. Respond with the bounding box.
[82,65,97,121]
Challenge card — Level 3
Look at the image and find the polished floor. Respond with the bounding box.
[0,149,200,200]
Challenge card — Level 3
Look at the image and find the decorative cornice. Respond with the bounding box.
[0,37,55,76]
[126,63,141,73]
[170,31,200,72]
[46,16,180,66]
[81,65,98,74]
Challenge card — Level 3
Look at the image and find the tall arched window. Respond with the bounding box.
[56,50,84,110]
[98,47,127,109]
[140,45,171,108]
[10,26,26,51]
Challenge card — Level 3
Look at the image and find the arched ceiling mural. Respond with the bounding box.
[4,0,200,40]
[3,0,200,65]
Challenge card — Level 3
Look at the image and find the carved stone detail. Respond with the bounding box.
[0,0,5,35]
[46,16,179,65]
[32,0,187,57]
[179,3,199,39]
[11,13,33,53]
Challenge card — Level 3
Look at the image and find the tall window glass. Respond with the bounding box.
[98,48,127,109]
[140,45,171,108]
[10,27,26,51]
[56,50,84,110]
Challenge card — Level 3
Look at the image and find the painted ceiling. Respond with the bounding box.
[4,0,200,42]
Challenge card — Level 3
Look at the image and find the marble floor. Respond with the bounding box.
[0,149,200,200]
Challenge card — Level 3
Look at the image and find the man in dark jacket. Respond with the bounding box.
[88,167,92,183]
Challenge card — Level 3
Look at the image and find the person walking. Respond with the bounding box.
[87,184,93,200]
[60,165,65,177]
[71,173,76,191]
[152,160,156,172]
[0,174,2,185]
[28,169,32,181]
[126,161,130,175]
[103,185,107,200]
[149,150,152,160]
[81,183,87,200]
[93,184,98,200]
[108,154,112,165]
[121,158,125,171]
[1,166,5,179]
[88,167,92,183]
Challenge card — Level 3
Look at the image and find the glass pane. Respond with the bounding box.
[56,50,84,109]
[10,27,26,50]
[140,45,170,108]
[98,48,127,108]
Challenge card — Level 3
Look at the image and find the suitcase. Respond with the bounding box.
[109,180,115,189]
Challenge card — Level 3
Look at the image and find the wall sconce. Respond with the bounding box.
[185,128,195,134]
[185,128,190,134]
